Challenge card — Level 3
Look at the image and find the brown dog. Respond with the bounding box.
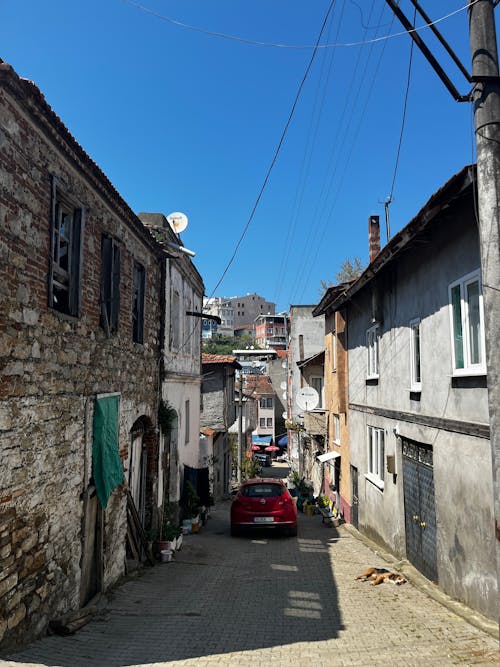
[355,567,407,586]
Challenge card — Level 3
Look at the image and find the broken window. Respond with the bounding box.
[101,235,121,335]
[49,178,84,317]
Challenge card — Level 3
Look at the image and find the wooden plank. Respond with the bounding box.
[126,489,155,566]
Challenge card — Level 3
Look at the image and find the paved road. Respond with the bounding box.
[2,465,499,667]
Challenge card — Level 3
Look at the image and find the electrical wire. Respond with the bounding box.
[386,6,417,214]
[207,0,337,301]
[124,0,480,51]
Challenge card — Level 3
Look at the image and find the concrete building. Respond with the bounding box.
[287,305,325,473]
[202,297,234,338]
[200,354,241,501]
[254,313,287,350]
[0,61,164,648]
[324,166,496,620]
[227,293,275,329]
[140,214,205,521]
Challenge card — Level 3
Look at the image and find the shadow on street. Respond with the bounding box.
[6,465,344,666]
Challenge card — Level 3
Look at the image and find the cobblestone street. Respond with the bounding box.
[2,484,498,667]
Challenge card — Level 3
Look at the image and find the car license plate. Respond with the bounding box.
[254,517,274,523]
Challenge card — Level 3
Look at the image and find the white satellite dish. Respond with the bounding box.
[281,361,287,369]
[296,387,319,412]
[282,392,287,401]
[280,381,286,390]
[282,412,287,419]
[167,211,188,234]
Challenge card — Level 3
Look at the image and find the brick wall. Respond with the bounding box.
[0,67,162,648]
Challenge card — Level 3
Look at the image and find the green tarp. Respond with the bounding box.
[92,395,123,508]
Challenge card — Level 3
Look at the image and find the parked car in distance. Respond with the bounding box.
[253,452,272,467]
[230,478,298,537]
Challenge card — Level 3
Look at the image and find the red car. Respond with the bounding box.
[230,478,298,537]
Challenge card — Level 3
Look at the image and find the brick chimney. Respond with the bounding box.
[368,215,380,262]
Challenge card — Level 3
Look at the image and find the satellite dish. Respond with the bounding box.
[282,412,287,419]
[282,392,287,401]
[296,387,319,412]
[167,211,188,234]
[251,361,260,368]
[281,361,287,369]
[280,381,286,390]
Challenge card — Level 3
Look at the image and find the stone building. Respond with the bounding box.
[0,61,165,647]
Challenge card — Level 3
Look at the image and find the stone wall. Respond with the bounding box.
[0,65,162,648]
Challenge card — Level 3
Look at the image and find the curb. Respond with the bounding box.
[340,523,499,640]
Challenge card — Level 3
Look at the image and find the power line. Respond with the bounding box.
[207,0,337,301]
[384,6,417,240]
[124,0,480,51]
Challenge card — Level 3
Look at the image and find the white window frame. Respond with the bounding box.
[310,376,324,408]
[366,426,384,490]
[409,318,422,392]
[333,414,340,445]
[448,270,486,376]
[366,324,379,379]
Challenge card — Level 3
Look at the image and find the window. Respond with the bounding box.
[333,414,340,444]
[101,235,120,334]
[449,270,485,375]
[367,426,384,488]
[259,418,265,428]
[132,263,145,344]
[409,319,421,391]
[266,417,273,428]
[260,398,266,409]
[49,179,84,317]
[311,376,324,408]
[172,290,180,348]
[266,398,273,409]
[184,400,190,443]
[366,324,379,379]
[332,331,337,372]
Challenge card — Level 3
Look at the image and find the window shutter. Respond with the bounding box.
[111,244,120,332]
[70,208,84,317]
[101,236,112,334]
[48,177,57,309]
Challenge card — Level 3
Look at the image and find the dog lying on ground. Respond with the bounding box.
[355,567,407,586]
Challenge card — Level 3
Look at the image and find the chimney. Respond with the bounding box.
[368,215,380,262]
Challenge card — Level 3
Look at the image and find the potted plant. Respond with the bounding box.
[181,481,201,532]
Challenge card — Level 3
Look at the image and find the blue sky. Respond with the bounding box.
[2,1,492,311]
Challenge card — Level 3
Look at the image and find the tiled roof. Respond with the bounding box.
[244,374,274,397]
[202,353,241,367]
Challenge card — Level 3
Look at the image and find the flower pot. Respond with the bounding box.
[166,539,176,552]
[160,549,173,563]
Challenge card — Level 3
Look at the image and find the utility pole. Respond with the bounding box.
[468,0,500,569]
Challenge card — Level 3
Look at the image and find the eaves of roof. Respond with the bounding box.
[326,165,474,313]
[297,350,325,369]
[0,60,166,259]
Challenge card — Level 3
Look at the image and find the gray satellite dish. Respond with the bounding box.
[167,211,188,234]
[296,387,319,412]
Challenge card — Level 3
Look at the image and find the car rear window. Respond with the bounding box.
[241,484,283,498]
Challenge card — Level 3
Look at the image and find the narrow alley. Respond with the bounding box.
[3,467,497,667]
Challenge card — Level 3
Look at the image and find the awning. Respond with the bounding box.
[252,435,272,444]
[317,451,341,463]
[277,435,288,446]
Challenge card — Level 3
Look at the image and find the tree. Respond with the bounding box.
[336,257,363,282]
[318,257,363,296]
[202,334,259,355]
